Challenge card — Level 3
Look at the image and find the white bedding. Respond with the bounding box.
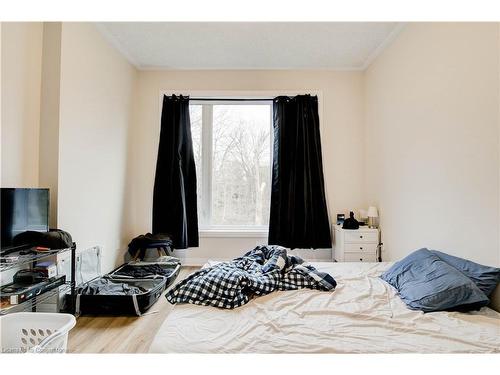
[149,262,500,353]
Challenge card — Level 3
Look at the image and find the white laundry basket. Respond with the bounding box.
[0,312,76,353]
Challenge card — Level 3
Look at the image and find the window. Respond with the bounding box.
[189,100,272,231]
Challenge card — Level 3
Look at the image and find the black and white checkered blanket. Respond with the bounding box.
[166,245,337,309]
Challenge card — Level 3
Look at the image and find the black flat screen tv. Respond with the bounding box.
[1,188,49,251]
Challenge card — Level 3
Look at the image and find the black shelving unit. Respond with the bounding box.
[0,243,76,315]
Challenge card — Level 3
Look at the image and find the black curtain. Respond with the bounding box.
[268,95,331,249]
[153,95,198,249]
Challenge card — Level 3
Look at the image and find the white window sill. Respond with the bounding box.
[199,229,268,238]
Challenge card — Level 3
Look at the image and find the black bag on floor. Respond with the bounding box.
[75,261,180,316]
[76,277,167,316]
[127,233,173,260]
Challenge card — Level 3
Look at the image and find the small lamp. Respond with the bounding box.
[358,209,368,224]
[367,206,379,228]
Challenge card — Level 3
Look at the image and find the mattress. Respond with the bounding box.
[149,262,500,353]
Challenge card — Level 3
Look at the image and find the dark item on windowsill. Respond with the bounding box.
[342,211,360,230]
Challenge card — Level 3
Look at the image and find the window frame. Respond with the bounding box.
[159,90,324,238]
[190,99,274,236]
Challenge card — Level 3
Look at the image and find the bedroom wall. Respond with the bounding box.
[497,22,500,265]
[364,23,500,265]
[0,23,2,185]
[39,22,62,228]
[3,22,498,268]
[57,23,137,273]
[128,70,366,264]
[1,22,43,187]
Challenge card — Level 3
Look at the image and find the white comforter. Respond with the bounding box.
[149,262,500,353]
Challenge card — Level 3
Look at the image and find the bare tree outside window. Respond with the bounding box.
[189,105,203,212]
[189,102,271,228]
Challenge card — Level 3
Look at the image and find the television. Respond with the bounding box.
[1,188,49,252]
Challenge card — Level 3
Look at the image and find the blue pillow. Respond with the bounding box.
[381,248,489,312]
[430,250,500,297]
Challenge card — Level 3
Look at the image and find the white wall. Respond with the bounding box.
[127,70,366,262]
[0,23,2,182]
[364,23,500,265]
[0,22,137,273]
[3,22,499,267]
[1,22,43,187]
[127,70,366,263]
[39,22,62,228]
[57,23,137,273]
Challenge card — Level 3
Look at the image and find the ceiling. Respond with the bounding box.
[96,22,404,70]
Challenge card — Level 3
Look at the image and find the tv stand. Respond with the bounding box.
[0,244,33,257]
[0,244,76,315]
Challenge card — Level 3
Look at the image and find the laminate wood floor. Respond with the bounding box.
[67,266,198,353]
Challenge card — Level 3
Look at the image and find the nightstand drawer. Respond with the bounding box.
[344,231,378,243]
[344,243,377,253]
[344,252,377,262]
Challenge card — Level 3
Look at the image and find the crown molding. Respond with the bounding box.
[360,22,407,70]
[94,23,141,68]
[96,22,406,72]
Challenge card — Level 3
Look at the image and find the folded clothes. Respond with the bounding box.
[155,256,181,264]
[113,264,175,278]
[77,278,147,295]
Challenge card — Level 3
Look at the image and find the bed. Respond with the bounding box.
[149,262,500,353]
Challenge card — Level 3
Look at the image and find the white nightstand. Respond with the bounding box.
[332,225,379,262]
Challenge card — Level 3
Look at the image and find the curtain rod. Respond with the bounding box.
[180,97,274,102]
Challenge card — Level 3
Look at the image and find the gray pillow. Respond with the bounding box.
[430,250,500,297]
[380,248,489,312]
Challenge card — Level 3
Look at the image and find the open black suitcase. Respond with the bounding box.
[75,261,180,316]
